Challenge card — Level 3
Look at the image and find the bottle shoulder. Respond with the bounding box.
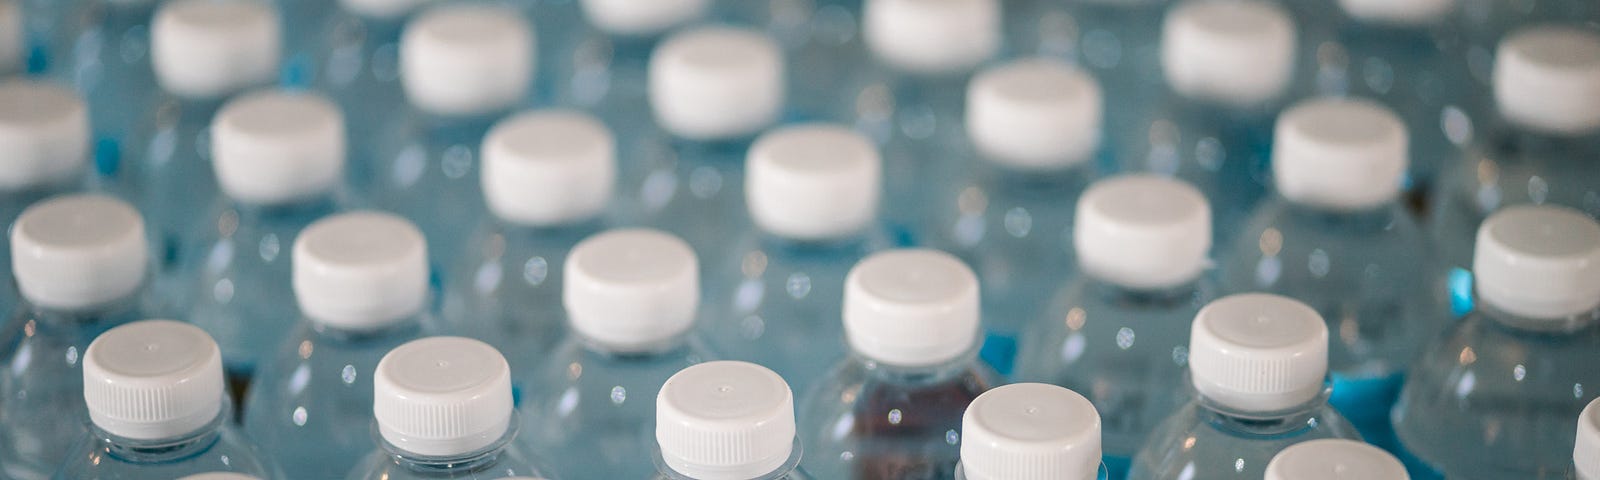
[346,428,552,480]
[58,421,276,479]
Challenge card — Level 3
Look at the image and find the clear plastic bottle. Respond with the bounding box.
[702,124,887,398]
[178,474,263,480]
[1573,398,1600,480]
[184,90,347,379]
[243,211,434,479]
[1127,293,1362,480]
[55,320,278,479]
[653,361,814,480]
[1015,174,1214,477]
[36,0,160,178]
[518,228,714,479]
[554,0,707,114]
[0,80,90,317]
[1393,206,1600,479]
[953,383,1110,480]
[0,195,151,480]
[1264,439,1409,480]
[0,0,18,76]
[800,249,1001,480]
[716,0,863,124]
[1221,98,1446,449]
[347,336,554,480]
[1428,26,1600,317]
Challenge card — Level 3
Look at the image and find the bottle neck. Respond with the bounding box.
[1085,276,1206,311]
[854,350,982,387]
[1278,198,1403,230]
[310,311,428,344]
[1477,299,1600,334]
[576,330,695,359]
[25,289,145,327]
[90,406,228,464]
[493,215,605,242]
[226,193,342,223]
[654,438,807,480]
[1196,386,1333,436]
[374,414,521,474]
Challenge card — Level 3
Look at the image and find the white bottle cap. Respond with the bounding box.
[650,27,783,141]
[966,59,1103,170]
[83,320,225,440]
[1338,0,1455,25]
[0,80,89,191]
[11,195,147,311]
[293,212,428,331]
[564,229,699,351]
[1272,97,1408,211]
[1075,175,1211,290]
[0,0,19,75]
[401,4,533,116]
[1266,439,1408,480]
[580,0,709,37]
[1473,205,1600,319]
[151,0,281,100]
[844,249,980,367]
[340,0,432,19]
[746,124,881,241]
[864,0,1000,75]
[374,336,513,457]
[960,383,1103,480]
[657,361,796,480]
[1493,26,1600,136]
[481,110,616,227]
[1161,0,1296,107]
[212,90,346,205]
[1576,398,1600,480]
[178,474,262,480]
[1189,293,1329,412]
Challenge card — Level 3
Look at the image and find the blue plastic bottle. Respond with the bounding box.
[55,320,278,479]
[184,90,347,379]
[954,383,1111,480]
[1015,174,1215,477]
[0,195,151,480]
[243,212,433,479]
[1393,206,1600,480]
[701,124,888,398]
[799,249,1001,480]
[1222,98,1447,450]
[0,80,90,318]
[442,110,615,367]
[347,336,555,480]
[1127,293,1362,480]
[928,58,1102,375]
[1264,439,1409,480]
[653,361,816,480]
[517,228,714,479]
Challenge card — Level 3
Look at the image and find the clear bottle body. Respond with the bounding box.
[613,134,754,266]
[39,0,160,180]
[307,9,409,195]
[125,94,229,314]
[54,407,278,479]
[650,440,817,480]
[365,110,498,272]
[952,461,1112,480]
[1126,393,1362,480]
[345,421,552,480]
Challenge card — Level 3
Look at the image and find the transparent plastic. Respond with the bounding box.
[651,439,816,480]
[953,461,1112,480]
[365,111,498,272]
[54,405,278,479]
[346,417,552,480]
[613,135,754,266]
[303,7,410,194]
[125,94,228,314]
[39,0,160,188]
[1127,389,1362,480]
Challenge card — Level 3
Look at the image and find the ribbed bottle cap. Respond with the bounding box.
[293,212,428,331]
[401,4,533,116]
[960,383,1102,480]
[1473,205,1600,319]
[657,361,796,480]
[1162,0,1296,107]
[0,80,89,191]
[340,0,432,19]
[746,124,881,240]
[374,336,514,457]
[1189,293,1329,412]
[1493,26,1600,135]
[580,0,709,36]
[650,27,783,141]
[564,229,699,351]
[83,320,224,440]
[0,0,19,75]
[178,474,262,480]
[844,249,980,367]
[212,90,346,205]
[864,0,1000,75]
[152,0,280,99]
[1075,175,1211,289]
[1577,398,1600,480]
[12,195,147,310]
[1265,439,1408,480]
[1338,0,1455,25]
[1272,97,1408,211]
[967,59,1102,170]
[482,110,616,226]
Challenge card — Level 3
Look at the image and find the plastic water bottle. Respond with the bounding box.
[0,195,149,480]
[1264,439,1409,480]
[1574,398,1600,480]
[1117,0,1298,250]
[701,124,887,398]
[930,58,1102,374]
[442,110,615,365]
[518,228,714,479]
[954,383,1110,480]
[242,211,433,479]
[184,90,346,379]
[1014,174,1215,477]
[653,361,813,480]
[55,320,278,479]
[1127,293,1362,480]
[0,0,19,76]
[716,0,862,124]
[0,80,90,316]
[800,249,1001,480]
[553,0,708,113]
[37,0,161,179]
[365,3,533,272]
[1428,26,1600,317]
[1221,98,1446,449]
[1393,205,1600,479]
[177,474,263,480]
[347,336,554,480]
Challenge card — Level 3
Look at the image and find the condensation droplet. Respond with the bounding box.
[1116,328,1136,350]
[341,365,357,384]
[611,385,627,404]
